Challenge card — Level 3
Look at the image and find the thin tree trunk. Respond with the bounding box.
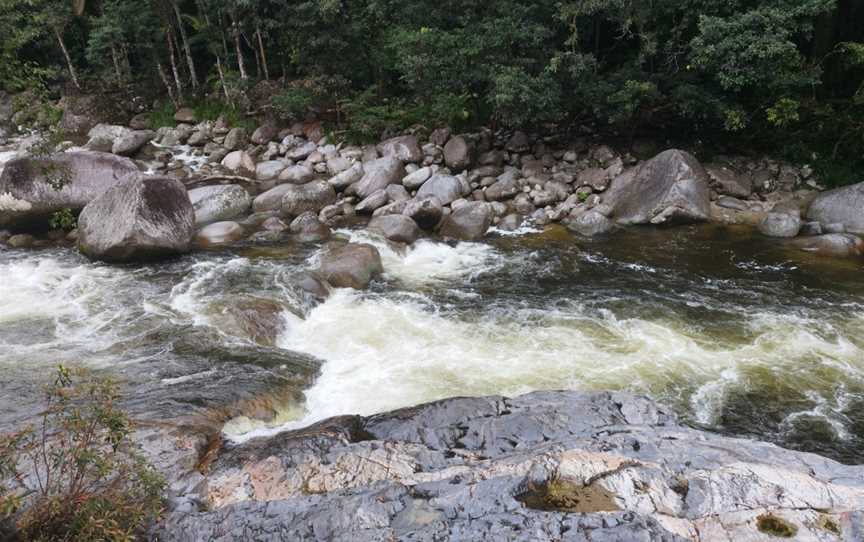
[172,0,198,90]
[111,46,123,84]
[167,30,184,103]
[231,15,248,80]
[54,27,81,90]
[249,31,262,78]
[216,56,231,105]
[256,27,269,80]
[157,61,180,108]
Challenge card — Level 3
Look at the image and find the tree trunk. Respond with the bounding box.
[111,46,123,84]
[158,61,180,108]
[54,27,81,90]
[172,0,198,90]
[231,14,248,80]
[256,27,269,80]
[166,30,184,103]
[216,56,231,105]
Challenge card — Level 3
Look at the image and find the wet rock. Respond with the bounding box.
[221,151,256,177]
[788,233,864,258]
[188,185,251,226]
[77,175,194,262]
[416,174,464,205]
[806,181,864,234]
[211,297,286,346]
[7,233,35,248]
[0,151,138,228]
[196,221,245,246]
[356,189,389,214]
[281,180,337,218]
[443,135,474,171]
[350,156,405,199]
[318,243,383,289]
[368,214,420,244]
[157,390,864,542]
[404,196,443,230]
[289,211,331,243]
[604,149,710,225]
[497,213,523,231]
[438,201,492,240]
[716,196,749,211]
[112,130,155,156]
[758,212,801,238]
[568,210,614,237]
[377,135,422,163]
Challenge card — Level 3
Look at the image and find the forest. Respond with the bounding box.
[2,0,864,182]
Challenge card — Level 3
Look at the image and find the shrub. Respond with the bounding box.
[49,208,77,231]
[0,366,165,542]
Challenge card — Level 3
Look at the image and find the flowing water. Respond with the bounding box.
[1,221,864,463]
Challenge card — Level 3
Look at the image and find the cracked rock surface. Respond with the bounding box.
[156,391,864,541]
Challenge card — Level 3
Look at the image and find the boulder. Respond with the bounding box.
[281,181,337,217]
[111,130,155,156]
[223,127,248,151]
[443,135,474,171]
[210,297,286,346]
[568,210,614,237]
[402,166,433,190]
[328,163,364,190]
[377,135,422,163]
[758,212,801,238]
[221,151,256,177]
[806,182,864,234]
[404,197,443,230]
[416,174,464,205]
[788,233,864,258]
[355,190,389,214]
[318,243,383,289]
[286,141,317,161]
[188,185,251,225]
[485,177,520,201]
[350,156,405,199]
[251,123,279,145]
[279,165,315,185]
[253,184,294,213]
[196,221,245,246]
[368,214,420,244]
[706,164,752,198]
[438,201,492,240]
[173,108,196,124]
[289,212,331,243]
[77,175,194,262]
[0,151,139,228]
[256,160,287,181]
[604,149,710,225]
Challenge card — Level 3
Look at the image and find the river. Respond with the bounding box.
[1,218,863,463]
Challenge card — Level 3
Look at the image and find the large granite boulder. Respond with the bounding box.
[416,174,464,205]
[806,182,864,234]
[443,135,474,171]
[156,390,864,542]
[77,175,194,262]
[403,197,443,230]
[318,243,383,289]
[368,214,420,244]
[604,149,710,225]
[350,156,405,199]
[112,130,156,156]
[568,210,614,237]
[438,201,492,240]
[758,212,801,238]
[0,151,138,229]
[281,181,336,217]
[377,135,422,163]
[188,185,251,225]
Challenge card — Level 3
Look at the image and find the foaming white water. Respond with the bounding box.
[228,288,864,442]
[338,229,504,286]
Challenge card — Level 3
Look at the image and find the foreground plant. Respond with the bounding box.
[0,366,164,541]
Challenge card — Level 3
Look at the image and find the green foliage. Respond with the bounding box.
[766,98,800,127]
[0,366,165,541]
[272,87,319,119]
[49,208,77,231]
[148,102,176,129]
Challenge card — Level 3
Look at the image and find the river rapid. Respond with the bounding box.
[1,218,863,463]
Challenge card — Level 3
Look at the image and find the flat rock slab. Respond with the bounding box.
[156,390,864,541]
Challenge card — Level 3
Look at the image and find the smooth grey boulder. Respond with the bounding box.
[188,185,251,225]
[112,130,155,156]
[255,160,286,181]
[402,166,433,190]
[788,233,864,258]
[377,135,422,163]
[706,163,752,198]
[289,211,331,243]
[443,135,474,171]
[328,163,364,190]
[250,123,278,145]
[278,164,315,185]
[223,127,247,151]
[195,221,245,246]
[253,184,294,212]
[355,189,389,214]
[568,210,614,236]
[416,174,464,205]
[438,201,492,240]
[758,212,802,238]
[156,390,864,542]
[281,180,336,217]
[485,176,520,201]
[368,214,420,244]
[806,182,864,234]
[0,151,138,228]
[403,196,443,230]
[286,141,317,161]
[604,149,710,225]
[221,151,255,177]
[318,243,383,289]
[350,156,405,199]
[77,175,194,262]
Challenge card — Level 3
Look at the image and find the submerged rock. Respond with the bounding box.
[789,233,864,258]
[196,221,245,246]
[758,212,802,238]
[318,243,383,289]
[368,214,420,244]
[0,151,138,228]
[156,390,864,541]
[77,175,194,262]
[604,149,710,225]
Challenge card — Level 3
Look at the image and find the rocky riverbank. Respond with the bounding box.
[153,390,864,541]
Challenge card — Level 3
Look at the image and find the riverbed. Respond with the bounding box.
[1,222,863,463]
